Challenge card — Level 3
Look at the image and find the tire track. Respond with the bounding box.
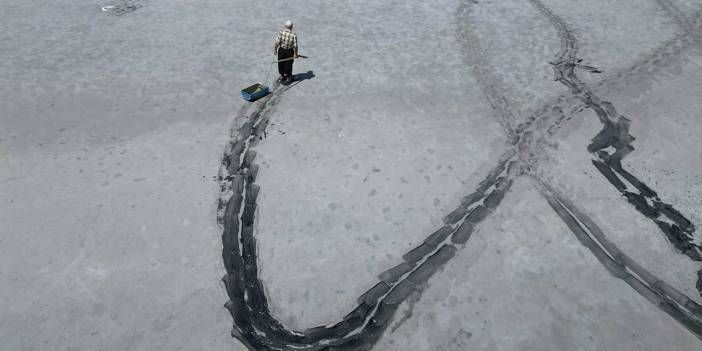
[455,0,520,142]
[217,1,702,349]
[534,177,702,340]
[526,0,702,337]
[515,5,702,140]
[454,0,702,269]
[216,3,529,348]
[455,0,702,171]
[217,79,517,350]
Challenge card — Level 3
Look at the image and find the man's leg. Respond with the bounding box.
[278,48,293,82]
[278,48,293,81]
[277,49,287,82]
[283,59,294,82]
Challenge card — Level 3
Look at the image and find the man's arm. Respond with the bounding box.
[273,33,280,55]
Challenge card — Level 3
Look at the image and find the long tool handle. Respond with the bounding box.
[272,55,308,63]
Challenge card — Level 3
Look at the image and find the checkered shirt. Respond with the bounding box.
[276,29,298,49]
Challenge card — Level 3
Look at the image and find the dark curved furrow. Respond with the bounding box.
[533,177,702,340]
[526,0,702,287]
[526,0,702,335]
[453,0,702,268]
[515,5,702,141]
[217,1,702,349]
[455,0,702,176]
[216,79,517,350]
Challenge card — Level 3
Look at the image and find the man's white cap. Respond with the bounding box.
[285,20,293,29]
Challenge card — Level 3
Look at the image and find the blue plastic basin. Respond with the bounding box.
[241,83,270,101]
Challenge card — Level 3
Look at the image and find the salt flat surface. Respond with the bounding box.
[254,93,504,328]
[539,40,702,307]
[2,0,702,350]
[375,179,700,351]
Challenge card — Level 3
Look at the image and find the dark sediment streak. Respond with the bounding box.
[455,0,519,142]
[534,178,702,340]
[216,78,515,349]
[217,1,702,348]
[531,0,702,273]
[527,0,702,337]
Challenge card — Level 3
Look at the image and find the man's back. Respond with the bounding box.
[276,29,297,50]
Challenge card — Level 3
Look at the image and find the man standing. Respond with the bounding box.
[273,20,298,83]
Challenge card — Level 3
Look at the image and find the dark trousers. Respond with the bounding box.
[277,48,294,77]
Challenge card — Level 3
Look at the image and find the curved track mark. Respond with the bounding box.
[534,177,702,340]
[527,0,702,337]
[217,1,702,349]
[455,0,520,142]
[217,80,516,350]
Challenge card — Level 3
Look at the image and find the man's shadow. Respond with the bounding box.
[282,71,315,88]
